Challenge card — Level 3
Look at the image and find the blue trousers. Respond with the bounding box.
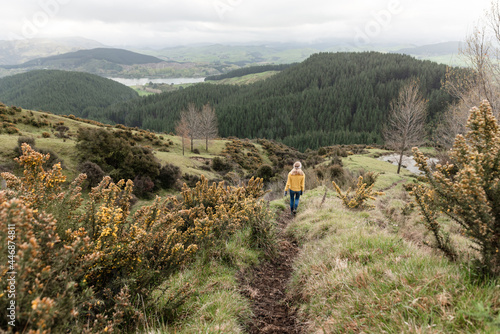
[289,190,301,212]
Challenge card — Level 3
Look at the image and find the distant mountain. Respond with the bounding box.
[0,70,139,116]
[394,41,462,57]
[3,48,164,69]
[0,37,104,65]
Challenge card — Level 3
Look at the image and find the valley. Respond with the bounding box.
[0,32,499,334]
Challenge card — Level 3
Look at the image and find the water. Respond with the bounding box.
[108,77,205,86]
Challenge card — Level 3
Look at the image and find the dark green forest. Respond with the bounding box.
[0,70,139,116]
[102,52,455,150]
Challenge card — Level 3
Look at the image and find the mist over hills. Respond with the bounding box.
[0,37,463,150]
[0,37,104,65]
[0,37,462,77]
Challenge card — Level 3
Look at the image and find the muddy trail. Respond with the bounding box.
[239,211,303,334]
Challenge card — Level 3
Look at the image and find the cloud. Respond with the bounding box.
[0,0,493,46]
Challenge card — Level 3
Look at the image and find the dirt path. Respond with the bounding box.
[239,211,303,334]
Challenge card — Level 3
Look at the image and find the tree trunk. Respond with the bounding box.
[190,135,194,152]
[397,149,405,174]
[206,136,208,152]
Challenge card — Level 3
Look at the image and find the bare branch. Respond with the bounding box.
[383,79,427,173]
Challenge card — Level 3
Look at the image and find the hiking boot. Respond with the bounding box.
[292,209,297,215]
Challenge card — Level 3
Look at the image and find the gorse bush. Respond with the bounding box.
[333,175,384,209]
[0,144,271,333]
[158,163,181,189]
[256,164,274,181]
[76,127,160,182]
[410,101,500,276]
[78,161,105,189]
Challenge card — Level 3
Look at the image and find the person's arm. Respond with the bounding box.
[301,175,305,194]
[284,174,291,194]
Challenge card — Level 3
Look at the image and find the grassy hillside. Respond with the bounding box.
[0,70,139,116]
[0,104,226,182]
[283,149,500,333]
[1,101,498,333]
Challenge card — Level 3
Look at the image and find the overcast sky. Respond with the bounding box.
[0,0,493,47]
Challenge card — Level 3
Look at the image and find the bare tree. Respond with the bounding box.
[179,103,200,152]
[383,79,427,174]
[199,103,218,152]
[175,117,189,156]
[438,2,500,147]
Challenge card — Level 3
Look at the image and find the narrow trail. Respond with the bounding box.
[239,211,303,334]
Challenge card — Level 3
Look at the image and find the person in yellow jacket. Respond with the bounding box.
[284,161,305,215]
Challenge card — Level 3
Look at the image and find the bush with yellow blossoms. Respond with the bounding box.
[333,175,384,209]
[0,144,272,332]
[410,100,500,276]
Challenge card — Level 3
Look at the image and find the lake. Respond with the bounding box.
[109,77,205,86]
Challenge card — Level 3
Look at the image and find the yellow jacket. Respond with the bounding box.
[284,172,305,192]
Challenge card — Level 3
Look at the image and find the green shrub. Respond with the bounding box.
[256,164,274,181]
[133,175,155,198]
[76,127,160,182]
[329,164,344,179]
[17,136,35,148]
[158,163,181,189]
[78,161,105,189]
[212,156,232,172]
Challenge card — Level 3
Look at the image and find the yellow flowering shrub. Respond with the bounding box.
[410,100,500,275]
[0,143,272,332]
[333,176,384,209]
[0,193,92,333]
[131,175,269,274]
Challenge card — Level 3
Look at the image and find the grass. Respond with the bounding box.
[286,169,500,333]
[147,227,263,333]
[207,71,279,85]
[342,150,416,191]
[0,108,234,182]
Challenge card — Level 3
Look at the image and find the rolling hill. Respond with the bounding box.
[0,70,139,116]
[2,47,164,69]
